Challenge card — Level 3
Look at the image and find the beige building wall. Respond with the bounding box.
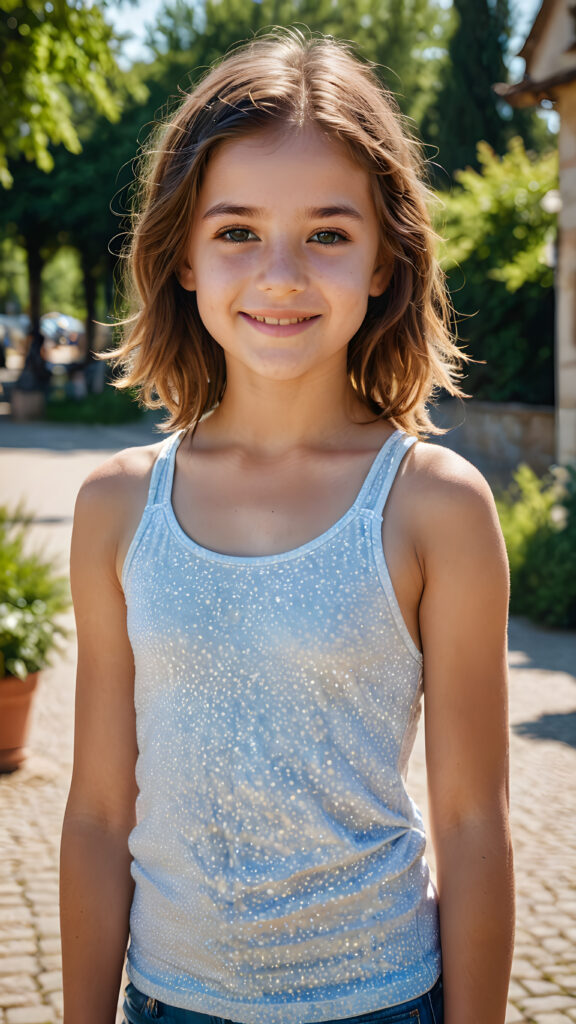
[556,81,576,462]
[516,0,576,465]
[528,4,576,81]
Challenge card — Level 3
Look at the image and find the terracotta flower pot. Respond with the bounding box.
[0,673,39,773]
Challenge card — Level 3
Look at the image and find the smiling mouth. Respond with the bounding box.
[244,313,317,325]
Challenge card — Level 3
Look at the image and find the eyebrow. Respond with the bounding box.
[201,202,364,221]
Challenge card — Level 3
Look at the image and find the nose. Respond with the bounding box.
[256,238,308,295]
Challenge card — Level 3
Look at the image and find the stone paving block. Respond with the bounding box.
[27,897,57,910]
[514,945,551,966]
[5,1009,55,1024]
[0,933,35,947]
[542,938,574,956]
[529,1016,574,1024]
[531,925,558,939]
[37,943,59,959]
[552,918,576,932]
[0,913,33,931]
[31,922,59,941]
[37,974,61,996]
[513,959,544,979]
[505,1004,527,1023]
[520,996,576,1014]
[46,993,62,1017]
[554,976,576,992]
[509,980,530,1000]
[523,980,565,997]
[0,943,36,957]
[0,976,37,997]
[0,999,41,1013]
[561,903,576,915]
[38,957,60,973]
[0,960,38,978]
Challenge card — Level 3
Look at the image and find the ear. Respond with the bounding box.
[177,258,196,292]
[369,259,393,298]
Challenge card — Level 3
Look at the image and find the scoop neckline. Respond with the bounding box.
[161,427,402,566]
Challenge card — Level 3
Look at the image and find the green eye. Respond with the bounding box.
[310,230,346,245]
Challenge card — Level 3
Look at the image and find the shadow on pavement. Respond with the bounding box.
[508,617,576,680]
[512,710,576,749]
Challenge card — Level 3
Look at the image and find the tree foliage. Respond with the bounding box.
[438,137,558,403]
[496,465,576,628]
[0,0,125,187]
[425,0,550,182]
[145,0,452,127]
[0,0,560,411]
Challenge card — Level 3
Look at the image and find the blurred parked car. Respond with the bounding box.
[39,313,86,365]
[0,312,87,367]
[0,315,30,366]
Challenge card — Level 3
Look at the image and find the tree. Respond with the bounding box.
[145,0,452,127]
[437,137,558,404]
[425,0,550,182]
[0,155,67,360]
[0,0,124,187]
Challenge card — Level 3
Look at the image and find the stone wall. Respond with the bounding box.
[430,399,556,487]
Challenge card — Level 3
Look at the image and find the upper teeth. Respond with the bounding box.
[249,315,312,325]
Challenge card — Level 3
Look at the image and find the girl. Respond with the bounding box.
[60,29,514,1024]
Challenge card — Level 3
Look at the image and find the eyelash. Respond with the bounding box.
[215,227,350,245]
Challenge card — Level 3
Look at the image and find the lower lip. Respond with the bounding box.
[239,312,319,337]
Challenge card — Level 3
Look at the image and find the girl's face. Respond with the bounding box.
[180,124,390,384]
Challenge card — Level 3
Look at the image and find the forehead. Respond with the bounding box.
[196,124,376,212]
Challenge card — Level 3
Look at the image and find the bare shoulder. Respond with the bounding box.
[75,441,163,512]
[73,440,166,578]
[400,440,506,566]
[406,439,495,502]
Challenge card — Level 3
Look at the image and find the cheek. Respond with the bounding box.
[314,250,377,291]
[194,252,252,297]
[324,267,375,317]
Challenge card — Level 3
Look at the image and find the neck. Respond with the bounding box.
[200,362,371,456]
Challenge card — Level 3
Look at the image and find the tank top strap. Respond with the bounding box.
[360,430,418,516]
[145,430,184,508]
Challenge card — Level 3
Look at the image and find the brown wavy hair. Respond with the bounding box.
[110,27,467,436]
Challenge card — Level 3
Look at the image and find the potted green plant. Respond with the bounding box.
[0,507,70,772]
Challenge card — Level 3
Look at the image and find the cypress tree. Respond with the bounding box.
[427,0,534,181]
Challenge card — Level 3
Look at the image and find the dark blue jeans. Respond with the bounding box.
[123,976,443,1024]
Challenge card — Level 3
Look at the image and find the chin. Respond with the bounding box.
[234,354,319,382]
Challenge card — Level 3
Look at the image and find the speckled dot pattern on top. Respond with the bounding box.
[122,429,441,1024]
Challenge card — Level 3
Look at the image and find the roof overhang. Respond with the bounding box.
[494,66,576,108]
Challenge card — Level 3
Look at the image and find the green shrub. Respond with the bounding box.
[437,138,558,405]
[46,385,143,425]
[496,464,576,628]
[0,509,70,679]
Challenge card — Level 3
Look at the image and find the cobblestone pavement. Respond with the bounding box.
[0,421,575,1024]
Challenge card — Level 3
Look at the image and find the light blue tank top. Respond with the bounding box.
[123,428,441,1023]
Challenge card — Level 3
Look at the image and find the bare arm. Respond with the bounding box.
[60,463,144,1024]
[416,449,514,1024]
